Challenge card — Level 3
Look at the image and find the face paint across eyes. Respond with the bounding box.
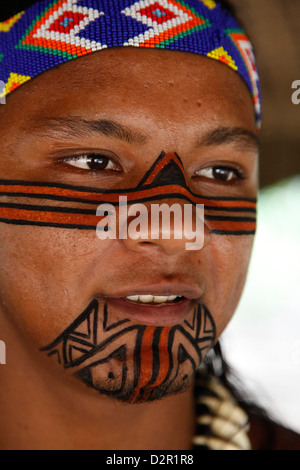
[41,299,216,403]
[0,152,256,235]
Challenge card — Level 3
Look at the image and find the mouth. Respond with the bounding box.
[99,284,202,326]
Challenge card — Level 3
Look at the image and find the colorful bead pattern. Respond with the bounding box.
[0,0,261,126]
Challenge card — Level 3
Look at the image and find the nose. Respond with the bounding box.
[119,200,211,254]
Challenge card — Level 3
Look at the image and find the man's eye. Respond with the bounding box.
[62,154,119,171]
[195,166,243,183]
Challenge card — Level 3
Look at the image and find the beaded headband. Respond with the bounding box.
[0,0,261,126]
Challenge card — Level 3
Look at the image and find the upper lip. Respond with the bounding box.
[100,282,204,301]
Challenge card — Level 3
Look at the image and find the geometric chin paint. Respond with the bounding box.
[41,299,216,403]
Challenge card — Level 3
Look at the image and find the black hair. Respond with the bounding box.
[203,341,276,439]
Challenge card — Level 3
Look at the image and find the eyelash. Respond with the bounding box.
[194,165,245,185]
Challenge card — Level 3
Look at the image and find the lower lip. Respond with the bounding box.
[105,297,194,326]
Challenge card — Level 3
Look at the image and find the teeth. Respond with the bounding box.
[126,294,181,304]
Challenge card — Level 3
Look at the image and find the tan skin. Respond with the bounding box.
[0,47,297,450]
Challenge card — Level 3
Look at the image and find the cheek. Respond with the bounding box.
[0,225,108,345]
[204,235,255,337]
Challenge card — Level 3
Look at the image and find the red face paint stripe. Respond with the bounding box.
[126,186,257,209]
[128,326,157,403]
[0,183,103,202]
[0,205,256,233]
[0,206,102,226]
[146,327,171,390]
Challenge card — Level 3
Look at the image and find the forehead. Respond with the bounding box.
[2,47,256,135]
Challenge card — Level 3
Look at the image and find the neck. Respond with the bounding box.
[0,312,195,450]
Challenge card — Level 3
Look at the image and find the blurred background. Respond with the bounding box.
[221,0,300,433]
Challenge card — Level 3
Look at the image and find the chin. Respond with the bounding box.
[42,299,216,403]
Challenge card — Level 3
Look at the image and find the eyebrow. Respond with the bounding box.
[197,126,260,152]
[30,117,149,145]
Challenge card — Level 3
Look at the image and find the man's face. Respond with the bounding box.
[0,48,258,403]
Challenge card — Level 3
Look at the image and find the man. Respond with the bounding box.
[0,0,299,450]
